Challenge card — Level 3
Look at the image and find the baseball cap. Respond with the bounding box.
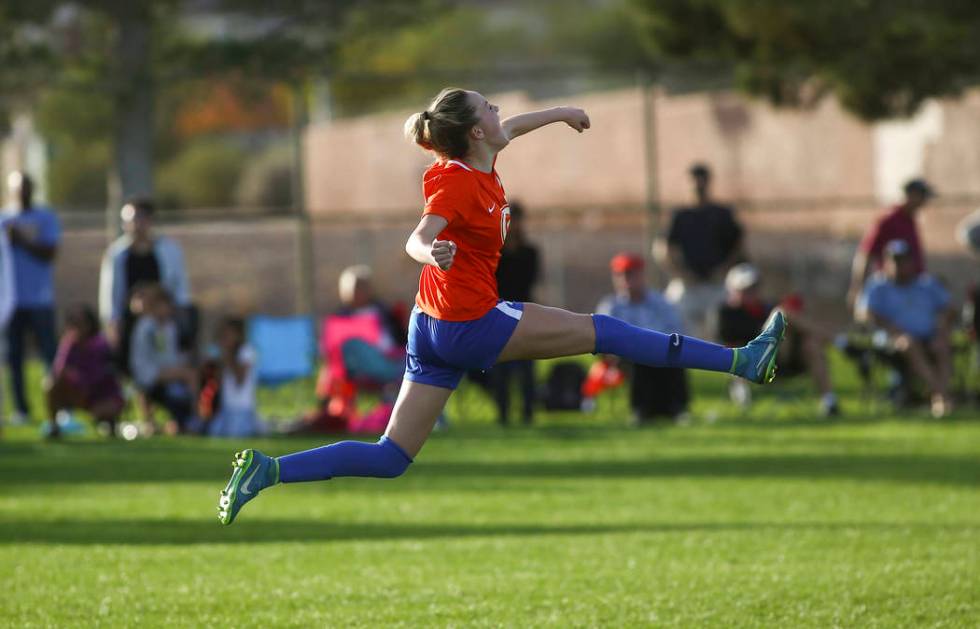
[725,263,760,292]
[903,178,935,198]
[884,239,911,258]
[610,253,645,274]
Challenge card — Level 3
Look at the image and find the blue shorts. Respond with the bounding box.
[405,301,525,389]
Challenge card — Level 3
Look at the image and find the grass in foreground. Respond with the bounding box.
[0,362,978,627]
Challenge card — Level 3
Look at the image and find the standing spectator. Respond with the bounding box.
[848,178,934,309]
[129,286,198,433]
[490,201,540,425]
[99,198,191,368]
[207,317,264,438]
[0,225,13,428]
[1,172,61,424]
[863,240,954,418]
[655,163,745,338]
[718,264,839,416]
[595,253,689,424]
[45,305,124,438]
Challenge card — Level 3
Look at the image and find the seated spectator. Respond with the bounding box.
[594,253,689,424]
[332,265,406,385]
[129,285,199,433]
[44,305,123,438]
[206,317,264,438]
[718,263,838,416]
[862,240,955,417]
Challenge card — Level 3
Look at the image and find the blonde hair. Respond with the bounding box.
[404,87,479,160]
[338,265,372,305]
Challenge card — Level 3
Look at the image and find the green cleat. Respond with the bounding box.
[218,449,279,526]
[730,309,787,385]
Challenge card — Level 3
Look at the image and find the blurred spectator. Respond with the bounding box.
[130,286,199,433]
[848,178,934,309]
[206,317,264,438]
[334,265,406,383]
[655,163,744,338]
[45,305,124,438]
[99,198,191,367]
[1,172,61,424]
[956,208,980,257]
[490,200,540,425]
[594,253,689,424]
[717,264,839,416]
[862,240,954,418]
[0,225,13,428]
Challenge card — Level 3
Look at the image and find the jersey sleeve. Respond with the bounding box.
[422,175,467,224]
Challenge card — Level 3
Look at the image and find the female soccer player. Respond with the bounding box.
[218,88,785,525]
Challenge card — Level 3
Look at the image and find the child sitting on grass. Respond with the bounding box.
[45,305,124,438]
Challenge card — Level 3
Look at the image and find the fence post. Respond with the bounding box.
[291,82,316,320]
[639,73,663,286]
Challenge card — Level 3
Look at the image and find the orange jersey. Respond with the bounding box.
[416,159,511,321]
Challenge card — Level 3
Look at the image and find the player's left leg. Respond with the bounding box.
[218,380,451,525]
[498,303,785,384]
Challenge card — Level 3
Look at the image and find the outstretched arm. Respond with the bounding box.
[502,106,590,141]
[406,214,456,271]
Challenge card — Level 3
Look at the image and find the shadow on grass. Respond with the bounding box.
[0,518,977,546]
[0,438,977,488]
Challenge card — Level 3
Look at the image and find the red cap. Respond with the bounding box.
[610,253,645,273]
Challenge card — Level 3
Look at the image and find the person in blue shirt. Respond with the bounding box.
[595,253,689,423]
[863,239,954,417]
[1,172,61,423]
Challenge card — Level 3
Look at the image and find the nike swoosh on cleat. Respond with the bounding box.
[756,342,776,377]
[239,465,260,496]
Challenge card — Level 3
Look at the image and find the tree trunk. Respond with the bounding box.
[111,9,153,212]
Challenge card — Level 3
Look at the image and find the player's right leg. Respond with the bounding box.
[499,302,785,385]
[218,380,451,525]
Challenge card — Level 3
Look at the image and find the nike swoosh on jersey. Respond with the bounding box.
[488,204,495,214]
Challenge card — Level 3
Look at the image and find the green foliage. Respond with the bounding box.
[630,0,980,119]
[156,140,247,209]
[235,141,294,210]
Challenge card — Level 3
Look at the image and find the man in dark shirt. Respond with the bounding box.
[491,201,540,425]
[655,163,744,339]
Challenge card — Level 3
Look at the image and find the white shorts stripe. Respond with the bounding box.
[495,301,523,321]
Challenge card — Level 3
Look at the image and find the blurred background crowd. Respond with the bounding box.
[1,0,980,438]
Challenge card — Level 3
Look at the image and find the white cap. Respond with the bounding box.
[725,263,760,292]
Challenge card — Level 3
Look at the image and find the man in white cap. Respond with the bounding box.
[717,263,838,416]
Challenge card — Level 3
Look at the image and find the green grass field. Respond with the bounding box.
[1,361,979,627]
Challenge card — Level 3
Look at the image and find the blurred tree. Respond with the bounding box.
[0,1,436,205]
[630,0,980,120]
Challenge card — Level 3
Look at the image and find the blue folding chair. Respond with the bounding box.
[248,315,316,386]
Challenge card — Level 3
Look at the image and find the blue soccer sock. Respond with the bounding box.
[592,314,734,373]
[277,436,413,483]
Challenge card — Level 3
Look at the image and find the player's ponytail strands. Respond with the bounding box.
[276,436,413,483]
[403,87,479,159]
[591,314,734,373]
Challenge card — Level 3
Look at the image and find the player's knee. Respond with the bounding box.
[377,436,413,478]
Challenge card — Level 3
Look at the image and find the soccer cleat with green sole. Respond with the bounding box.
[217,449,279,526]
